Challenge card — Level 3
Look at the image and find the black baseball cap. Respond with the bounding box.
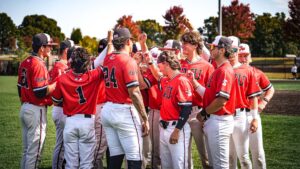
[98,38,108,53]
[113,28,132,40]
[211,35,233,50]
[60,40,74,51]
[32,33,57,47]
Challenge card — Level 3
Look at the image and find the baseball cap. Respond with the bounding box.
[32,33,57,47]
[210,35,233,50]
[149,47,161,59]
[98,38,108,53]
[160,40,182,51]
[239,43,250,55]
[113,28,132,39]
[60,40,74,51]
[228,36,240,48]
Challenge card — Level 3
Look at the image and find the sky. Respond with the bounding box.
[0,0,289,39]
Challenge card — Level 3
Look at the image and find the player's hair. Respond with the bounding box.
[32,45,41,53]
[180,31,203,55]
[112,37,129,51]
[158,51,181,70]
[70,47,91,73]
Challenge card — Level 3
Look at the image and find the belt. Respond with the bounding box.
[159,120,177,129]
[67,114,93,118]
[235,108,250,115]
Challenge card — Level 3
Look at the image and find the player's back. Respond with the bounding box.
[57,68,102,116]
[103,52,139,104]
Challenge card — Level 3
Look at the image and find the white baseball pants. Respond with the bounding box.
[160,122,191,169]
[101,102,143,161]
[52,106,66,169]
[229,109,252,169]
[94,104,108,169]
[20,103,47,169]
[246,113,266,169]
[188,106,211,169]
[63,114,96,169]
[204,114,234,169]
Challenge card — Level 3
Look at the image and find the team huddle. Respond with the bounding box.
[17,20,274,169]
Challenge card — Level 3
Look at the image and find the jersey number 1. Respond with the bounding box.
[76,86,87,104]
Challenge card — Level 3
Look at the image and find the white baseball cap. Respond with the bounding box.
[228,36,240,48]
[239,43,250,54]
[160,39,182,51]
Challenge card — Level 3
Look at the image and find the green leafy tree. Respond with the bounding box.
[249,13,294,57]
[202,16,219,43]
[285,0,300,55]
[79,36,98,56]
[71,28,83,44]
[18,14,65,48]
[0,13,18,51]
[136,19,164,47]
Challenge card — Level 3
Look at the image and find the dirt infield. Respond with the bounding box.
[264,90,300,115]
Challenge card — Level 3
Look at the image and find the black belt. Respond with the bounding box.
[67,114,92,118]
[160,120,177,129]
[234,108,251,116]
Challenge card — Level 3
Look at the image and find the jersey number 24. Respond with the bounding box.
[103,67,118,88]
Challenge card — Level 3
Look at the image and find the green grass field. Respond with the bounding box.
[0,76,300,169]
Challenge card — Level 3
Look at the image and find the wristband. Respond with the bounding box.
[263,97,269,103]
[250,109,259,119]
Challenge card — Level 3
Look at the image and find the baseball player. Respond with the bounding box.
[186,36,236,169]
[49,39,74,169]
[239,43,275,169]
[180,31,214,169]
[135,46,163,169]
[17,33,57,169]
[93,38,109,169]
[227,37,262,169]
[100,28,149,169]
[52,47,103,168]
[146,50,193,169]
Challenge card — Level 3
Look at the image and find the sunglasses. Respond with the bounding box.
[209,44,219,51]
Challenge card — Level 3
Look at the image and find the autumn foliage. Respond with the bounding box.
[222,0,255,42]
[115,15,141,40]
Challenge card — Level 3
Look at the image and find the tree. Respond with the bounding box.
[136,19,164,47]
[202,16,219,43]
[18,14,65,48]
[222,0,255,42]
[0,13,18,51]
[71,28,83,44]
[79,36,98,56]
[286,0,300,51]
[162,6,185,41]
[115,15,141,40]
[249,13,292,57]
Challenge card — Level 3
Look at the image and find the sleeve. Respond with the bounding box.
[143,70,158,88]
[51,78,63,104]
[90,66,104,80]
[259,71,272,91]
[31,63,49,98]
[93,46,108,68]
[215,70,233,100]
[176,78,193,106]
[247,70,262,98]
[124,59,139,88]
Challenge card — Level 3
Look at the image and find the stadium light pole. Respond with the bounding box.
[218,0,222,35]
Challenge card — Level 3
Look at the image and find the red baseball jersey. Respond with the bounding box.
[203,61,236,115]
[180,58,214,107]
[103,52,139,104]
[17,55,52,106]
[159,74,193,121]
[234,64,262,109]
[96,80,107,104]
[51,68,103,116]
[143,69,162,110]
[49,61,69,84]
[251,66,272,92]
